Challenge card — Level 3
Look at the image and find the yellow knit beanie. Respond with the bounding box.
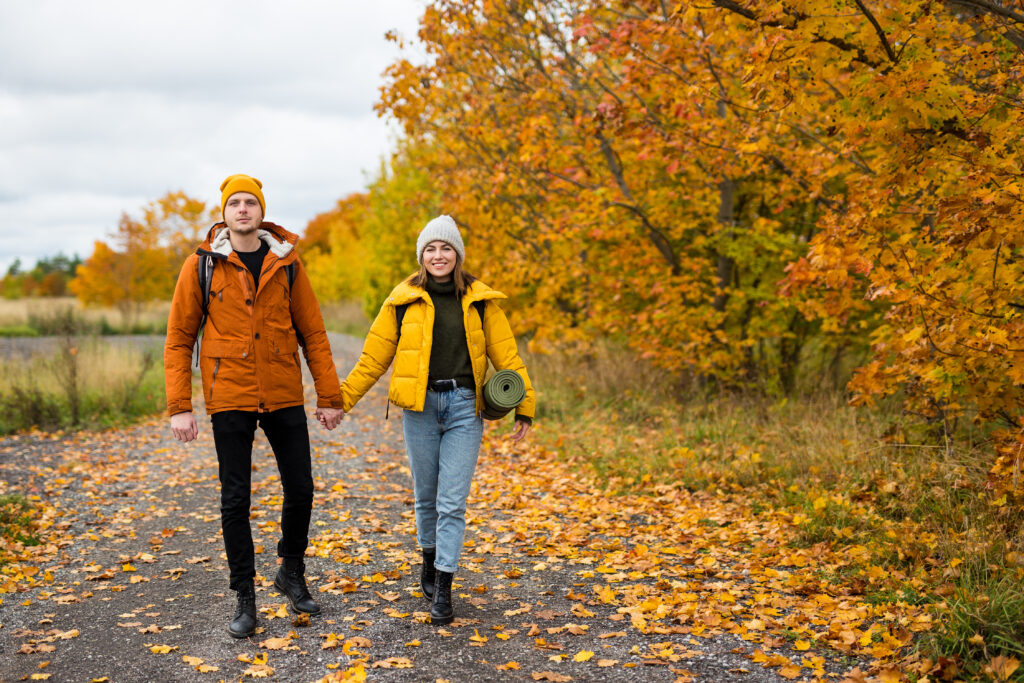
[220,174,265,216]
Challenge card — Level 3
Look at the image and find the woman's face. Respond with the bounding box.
[422,240,457,281]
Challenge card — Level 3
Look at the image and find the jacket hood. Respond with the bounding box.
[387,277,507,307]
[198,222,296,260]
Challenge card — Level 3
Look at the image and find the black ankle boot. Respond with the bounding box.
[420,548,436,600]
[274,558,320,615]
[430,570,454,625]
[228,582,257,638]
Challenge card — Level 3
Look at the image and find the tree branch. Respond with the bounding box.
[851,0,899,63]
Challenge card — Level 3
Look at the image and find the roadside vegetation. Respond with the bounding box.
[0,309,164,435]
[0,297,169,336]
[525,341,1024,681]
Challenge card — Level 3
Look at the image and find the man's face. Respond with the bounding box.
[224,192,263,234]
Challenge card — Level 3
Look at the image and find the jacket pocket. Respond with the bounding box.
[273,330,299,355]
[201,339,251,359]
[200,339,250,404]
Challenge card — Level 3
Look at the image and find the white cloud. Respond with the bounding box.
[0,0,426,274]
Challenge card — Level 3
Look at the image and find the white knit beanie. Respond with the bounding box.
[416,215,465,264]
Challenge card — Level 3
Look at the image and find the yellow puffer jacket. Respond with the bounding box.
[340,278,535,419]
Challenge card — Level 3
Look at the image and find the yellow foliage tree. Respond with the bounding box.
[71,191,219,326]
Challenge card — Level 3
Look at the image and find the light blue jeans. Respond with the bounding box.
[403,387,484,573]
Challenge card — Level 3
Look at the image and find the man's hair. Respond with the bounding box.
[408,258,476,298]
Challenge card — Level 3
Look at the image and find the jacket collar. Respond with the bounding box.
[199,222,296,260]
[388,277,507,307]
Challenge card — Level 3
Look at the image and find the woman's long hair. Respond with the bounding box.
[408,257,476,298]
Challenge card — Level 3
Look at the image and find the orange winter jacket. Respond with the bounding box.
[164,222,342,416]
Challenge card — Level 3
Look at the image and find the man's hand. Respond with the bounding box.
[316,407,345,430]
[511,419,531,442]
[171,411,198,442]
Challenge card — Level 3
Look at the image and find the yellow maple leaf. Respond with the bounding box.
[243,664,274,678]
[259,637,292,650]
[988,656,1021,682]
[779,665,802,679]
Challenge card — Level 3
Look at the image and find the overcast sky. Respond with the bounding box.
[0,0,427,274]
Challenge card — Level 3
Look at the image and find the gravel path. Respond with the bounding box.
[0,334,853,682]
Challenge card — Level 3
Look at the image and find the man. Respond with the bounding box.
[164,174,345,638]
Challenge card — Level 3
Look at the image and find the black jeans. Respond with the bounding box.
[211,405,312,591]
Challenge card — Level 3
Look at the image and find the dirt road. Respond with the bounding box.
[1,335,851,682]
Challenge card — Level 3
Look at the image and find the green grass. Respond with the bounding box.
[0,494,41,548]
[926,558,1024,680]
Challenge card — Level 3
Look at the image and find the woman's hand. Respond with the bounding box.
[511,419,531,442]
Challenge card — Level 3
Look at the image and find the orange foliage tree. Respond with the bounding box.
[377,0,883,394]
[71,192,218,325]
[372,0,1023,448]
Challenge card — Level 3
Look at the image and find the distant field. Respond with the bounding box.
[0,297,170,335]
[0,297,367,337]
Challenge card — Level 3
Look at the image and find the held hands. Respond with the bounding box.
[316,407,345,431]
[170,412,198,442]
[511,419,531,442]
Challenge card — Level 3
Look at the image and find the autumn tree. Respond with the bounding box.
[301,143,441,315]
[369,0,1024,496]
[1,254,82,299]
[71,191,219,326]
[377,0,871,389]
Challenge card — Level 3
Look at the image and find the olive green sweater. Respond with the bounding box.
[425,277,475,389]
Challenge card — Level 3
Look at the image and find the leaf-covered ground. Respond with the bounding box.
[1,336,930,682]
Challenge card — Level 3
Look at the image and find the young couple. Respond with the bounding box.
[164,174,535,638]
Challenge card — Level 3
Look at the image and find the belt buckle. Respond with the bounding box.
[433,379,457,392]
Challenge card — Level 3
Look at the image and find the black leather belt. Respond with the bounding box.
[430,379,458,392]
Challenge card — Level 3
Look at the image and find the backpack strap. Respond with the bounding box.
[284,262,304,348]
[194,255,215,367]
[394,302,410,341]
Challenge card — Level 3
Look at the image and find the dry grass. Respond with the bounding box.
[0,297,170,334]
[0,338,165,433]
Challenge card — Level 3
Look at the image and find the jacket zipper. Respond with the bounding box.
[210,358,220,397]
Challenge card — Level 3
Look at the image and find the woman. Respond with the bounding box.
[339,215,535,625]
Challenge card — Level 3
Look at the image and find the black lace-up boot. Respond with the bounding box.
[430,570,454,625]
[228,582,257,638]
[274,558,321,614]
[420,548,436,600]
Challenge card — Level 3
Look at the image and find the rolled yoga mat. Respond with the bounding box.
[481,369,526,421]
